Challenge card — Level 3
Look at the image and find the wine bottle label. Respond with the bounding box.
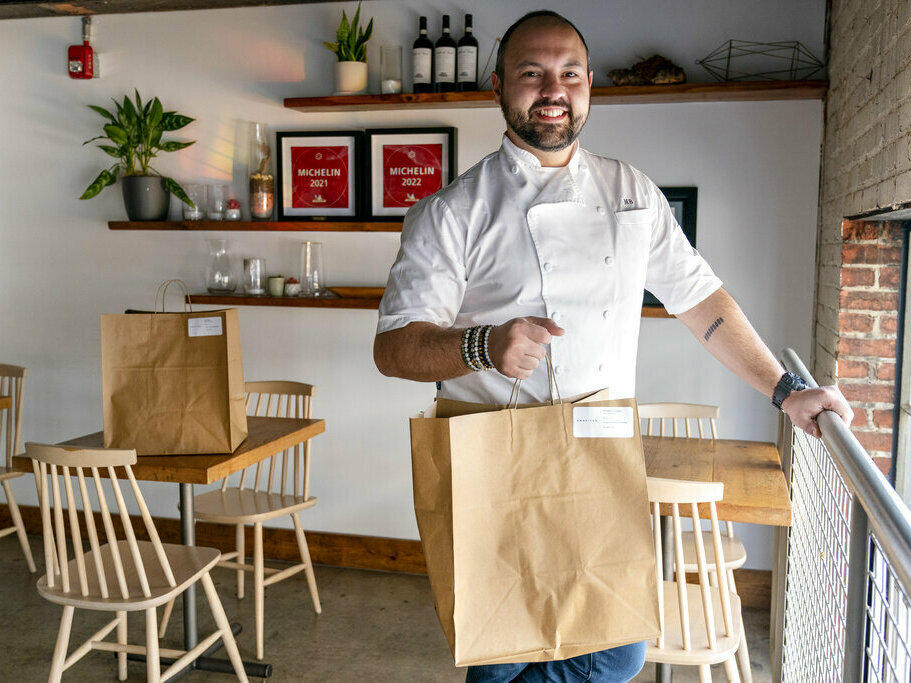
[435,47,456,83]
[457,46,477,82]
[413,47,431,84]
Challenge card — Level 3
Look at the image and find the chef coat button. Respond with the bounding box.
[510,165,519,174]
[552,311,561,322]
[602,309,610,319]
[543,262,553,272]
[554,365,564,374]
[603,255,613,266]
[597,205,606,215]
[598,364,605,373]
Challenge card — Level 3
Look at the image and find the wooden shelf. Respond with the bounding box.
[188,288,385,310]
[0,0,343,20]
[188,290,673,317]
[109,220,402,232]
[284,80,827,112]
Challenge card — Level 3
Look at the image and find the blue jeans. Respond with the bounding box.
[465,641,647,682]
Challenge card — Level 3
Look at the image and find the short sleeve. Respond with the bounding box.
[644,182,722,315]
[376,196,467,334]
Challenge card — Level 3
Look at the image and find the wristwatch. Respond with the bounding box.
[771,371,807,410]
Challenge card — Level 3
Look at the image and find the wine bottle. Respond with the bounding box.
[412,16,433,94]
[434,14,457,92]
[457,14,478,91]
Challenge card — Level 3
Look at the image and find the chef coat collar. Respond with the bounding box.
[500,134,584,177]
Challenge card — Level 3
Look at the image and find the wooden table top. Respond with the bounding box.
[643,435,791,527]
[11,416,325,485]
[0,396,10,411]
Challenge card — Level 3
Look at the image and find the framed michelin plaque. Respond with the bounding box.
[365,127,457,219]
[276,131,362,220]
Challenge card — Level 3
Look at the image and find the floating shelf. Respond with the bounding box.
[109,220,402,232]
[0,0,347,20]
[188,289,673,317]
[284,80,827,113]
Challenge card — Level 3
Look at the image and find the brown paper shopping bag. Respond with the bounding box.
[101,280,247,455]
[410,368,659,667]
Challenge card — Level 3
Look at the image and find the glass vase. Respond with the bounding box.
[205,239,237,294]
[249,123,274,220]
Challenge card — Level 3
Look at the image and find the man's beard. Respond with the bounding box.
[501,95,588,152]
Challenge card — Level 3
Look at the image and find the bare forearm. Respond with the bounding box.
[373,322,473,382]
[675,287,784,399]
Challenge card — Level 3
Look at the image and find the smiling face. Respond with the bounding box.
[492,17,593,157]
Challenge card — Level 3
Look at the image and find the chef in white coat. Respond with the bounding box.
[374,10,853,683]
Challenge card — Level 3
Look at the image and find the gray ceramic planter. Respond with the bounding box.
[122,175,170,221]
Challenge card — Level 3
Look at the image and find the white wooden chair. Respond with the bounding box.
[639,403,752,679]
[645,477,744,682]
[0,364,36,572]
[26,442,248,682]
[159,381,321,661]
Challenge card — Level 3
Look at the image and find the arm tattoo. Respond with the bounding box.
[703,316,724,342]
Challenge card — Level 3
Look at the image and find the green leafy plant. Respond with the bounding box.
[80,90,196,206]
[323,2,374,63]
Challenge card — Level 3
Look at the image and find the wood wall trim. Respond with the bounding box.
[0,503,770,607]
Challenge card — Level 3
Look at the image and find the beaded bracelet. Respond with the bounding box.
[480,325,494,369]
[460,327,483,371]
[470,325,485,370]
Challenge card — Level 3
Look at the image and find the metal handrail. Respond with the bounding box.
[782,347,911,592]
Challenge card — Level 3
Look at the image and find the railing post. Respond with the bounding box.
[843,498,870,683]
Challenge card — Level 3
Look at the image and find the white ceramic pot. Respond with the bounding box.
[334,61,368,95]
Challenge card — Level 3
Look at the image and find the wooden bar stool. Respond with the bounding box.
[645,477,745,682]
[26,442,248,682]
[0,364,36,573]
[639,403,751,680]
[159,381,321,661]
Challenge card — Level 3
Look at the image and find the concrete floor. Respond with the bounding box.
[0,537,772,682]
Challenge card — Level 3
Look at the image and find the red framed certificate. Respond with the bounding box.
[276,131,362,219]
[365,128,457,218]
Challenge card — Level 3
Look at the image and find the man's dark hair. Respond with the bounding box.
[494,10,590,80]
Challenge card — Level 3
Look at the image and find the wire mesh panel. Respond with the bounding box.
[781,428,853,681]
[865,536,911,682]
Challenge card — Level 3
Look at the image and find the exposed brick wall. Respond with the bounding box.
[836,219,902,460]
[815,0,911,466]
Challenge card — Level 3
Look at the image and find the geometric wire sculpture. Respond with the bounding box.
[697,40,825,81]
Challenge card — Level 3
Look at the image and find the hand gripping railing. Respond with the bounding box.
[780,348,911,682]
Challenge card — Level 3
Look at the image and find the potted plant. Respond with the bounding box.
[323,2,374,95]
[80,91,195,221]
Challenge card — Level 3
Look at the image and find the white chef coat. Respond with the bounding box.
[377,135,723,404]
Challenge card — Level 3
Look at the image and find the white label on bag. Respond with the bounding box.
[188,316,223,337]
[573,407,634,438]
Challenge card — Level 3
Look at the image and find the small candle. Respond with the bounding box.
[381,78,403,94]
[267,276,285,297]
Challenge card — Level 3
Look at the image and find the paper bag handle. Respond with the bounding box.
[153,279,193,313]
[506,354,563,409]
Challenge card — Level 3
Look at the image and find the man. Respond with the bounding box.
[374,10,853,682]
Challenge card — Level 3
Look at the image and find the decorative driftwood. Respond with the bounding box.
[608,54,686,86]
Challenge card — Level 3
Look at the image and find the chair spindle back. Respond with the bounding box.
[224,381,314,499]
[26,443,176,601]
[0,364,26,469]
[638,402,718,439]
[647,477,735,652]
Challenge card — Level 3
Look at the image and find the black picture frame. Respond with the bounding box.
[644,186,699,308]
[364,127,457,220]
[275,130,363,221]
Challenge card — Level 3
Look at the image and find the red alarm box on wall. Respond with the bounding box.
[68,17,95,79]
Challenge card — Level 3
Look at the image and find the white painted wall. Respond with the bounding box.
[0,0,825,570]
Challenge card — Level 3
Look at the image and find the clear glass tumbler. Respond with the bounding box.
[206,183,227,220]
[183,183,205,220]
[381,46,403,94]
[300,242,328,297]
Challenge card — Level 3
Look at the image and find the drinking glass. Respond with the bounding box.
[381,46,403,94]
[206,183,227,220]
[183,184,205,220]
[244,257,266,295]
[300,242,328,297]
